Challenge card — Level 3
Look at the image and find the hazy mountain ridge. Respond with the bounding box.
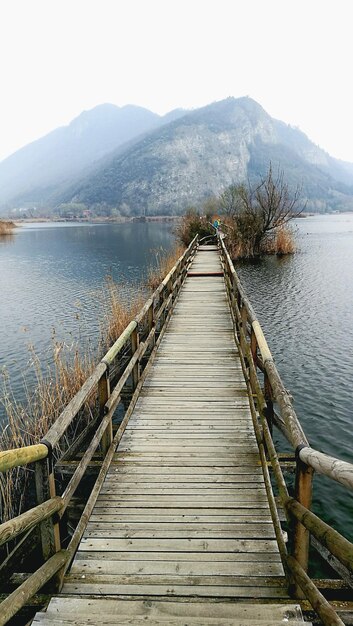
[64,97,353,215]
[0,104,163,207]
[1,97,353,215]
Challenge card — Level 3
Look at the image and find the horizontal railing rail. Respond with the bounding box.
[219,235,352,626]
[0,444,49,473]
[0,234,198,625]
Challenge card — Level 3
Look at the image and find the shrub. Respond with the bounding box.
[175,209,215,246]
[0,220,16,236]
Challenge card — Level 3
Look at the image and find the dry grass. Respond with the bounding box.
[0,344,96,520]
[0,220,16,236]
[174,212,215,247]
[0,277,147,521]
[101,277,146,349]
[147,245,185,290]
[263,226,296,255]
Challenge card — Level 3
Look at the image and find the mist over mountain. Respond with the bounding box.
[1,97,353,216]
[0,104,162,208]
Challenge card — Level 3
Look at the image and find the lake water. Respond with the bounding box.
[0,221,175,397]
[0,216,352,544]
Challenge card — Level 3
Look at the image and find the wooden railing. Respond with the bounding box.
[0,235,198,625]
[220,236,353,626]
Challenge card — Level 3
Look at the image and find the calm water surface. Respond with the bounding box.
[0,216,352,541]
[236,214,353,541]
[0,221,174,397]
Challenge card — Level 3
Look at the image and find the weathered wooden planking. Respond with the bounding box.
[79,538,280,552]
[64,574,286,588]
[40,597,301,620]
[33,616,305,626]
[109,465,264,474]
[32,617,304,626]
[70,559,283,576]
[61,582,289,598]
[31,247,289,623]
[105,478,265,487]
[75,550,281,562]
[113,457,262,467]
[90,507,273,517]
[98,488,267,498]
[89,514,273,523]
[83,527,276,540]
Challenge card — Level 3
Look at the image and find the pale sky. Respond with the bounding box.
[1,0,353,162]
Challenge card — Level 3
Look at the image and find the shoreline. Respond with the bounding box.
[13,215,180,225]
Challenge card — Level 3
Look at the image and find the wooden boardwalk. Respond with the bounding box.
[33,247,306,625]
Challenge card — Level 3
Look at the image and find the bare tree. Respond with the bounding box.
[219,164,304,256]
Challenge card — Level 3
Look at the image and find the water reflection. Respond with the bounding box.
[0,234,15,245]
[0,221,175,400]
[236,214,353,541]
[1,216,353,541]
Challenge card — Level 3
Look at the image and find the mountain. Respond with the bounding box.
[0,104,161,209]
[58,97,353,215]
[2,97,353,215]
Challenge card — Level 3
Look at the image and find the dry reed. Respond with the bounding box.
[263,226,296,255]
[0,220,16,236]
[0,344,96,521]
[147,245,185,290]
[0,277,147,521]
[101,277,146,349]
[174,212,214,247]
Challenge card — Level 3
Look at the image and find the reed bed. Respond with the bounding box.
[262,226,296,255]
[0,220,16,236]
[0,344,96,520]
[147,245,185,290]
[101,277,146,350]
[0,243,188,520]
[0,277,148,521]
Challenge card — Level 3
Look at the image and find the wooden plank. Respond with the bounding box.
[105,478,265,486]
[32,616,304,626]
[65,574,286,588]
[78,538,279,552]
[99,487,267,497]
[61,582,289,598]
[29,247,288,622]
[70,559,283,576]
[42,597,301,619]
[108,467,264,476]
[83,527,276,539]
[113,458,262,467]
[89,507,272,517]
[74,551,281,562]
[89,514,273,523]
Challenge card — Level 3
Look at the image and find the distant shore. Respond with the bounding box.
[13,215,180,224]
[8,210,353,227]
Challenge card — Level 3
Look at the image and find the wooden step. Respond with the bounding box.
[33,598,307,624]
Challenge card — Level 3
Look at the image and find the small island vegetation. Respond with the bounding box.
[176,165,303,259]
[0,220,16,236]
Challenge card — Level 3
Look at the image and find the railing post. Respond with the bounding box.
[131,327,140,390]
[250,328,257,367]
[264,372,274,435]
[98,369,112,456]
[292,457,314,598]
[239,301,248,354]
[230,276,237,313]
[148,300,155,347]
[167,276,173,310]
[159,288,166,329]
[35,452,61,589]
